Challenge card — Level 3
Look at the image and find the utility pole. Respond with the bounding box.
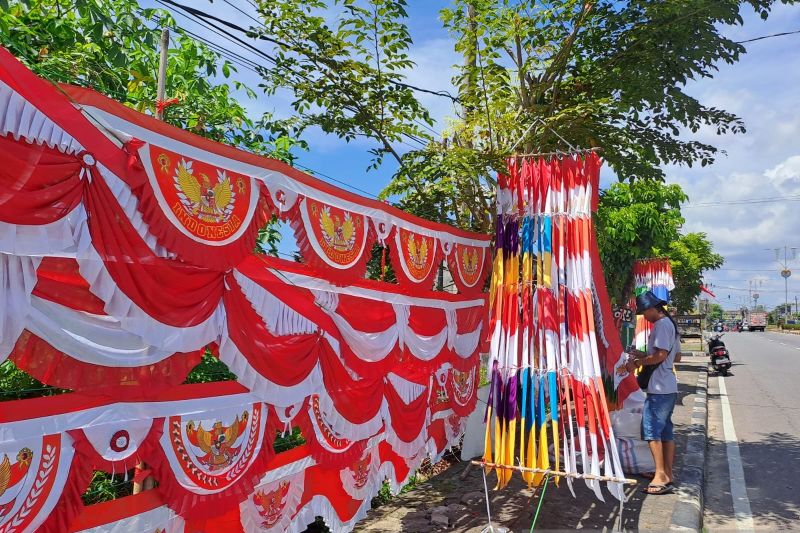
[134,29,169,496]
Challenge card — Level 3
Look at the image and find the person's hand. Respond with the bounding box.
[616,358,636,376]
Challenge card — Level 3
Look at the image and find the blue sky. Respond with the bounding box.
[145,1,800,310]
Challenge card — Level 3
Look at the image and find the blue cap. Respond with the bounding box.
[636,290,667,314]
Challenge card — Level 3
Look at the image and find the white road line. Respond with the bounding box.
[780,342,787,346]
[719,375,755,531]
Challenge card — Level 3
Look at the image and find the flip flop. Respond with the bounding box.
[642,484,674,495]
[639,472,655,480]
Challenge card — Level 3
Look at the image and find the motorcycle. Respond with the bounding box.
[707,333,732,375]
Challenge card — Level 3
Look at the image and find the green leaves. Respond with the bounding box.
[251,0,432,169]
[0,0,302,160]
[436,0,795,182]
[595,180,723,311]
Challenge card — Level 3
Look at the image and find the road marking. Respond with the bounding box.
[780,342,787,346]
[719,375,755,531]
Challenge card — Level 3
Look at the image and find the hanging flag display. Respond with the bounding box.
[0,46,485,532]
[632,258,675,351]
[633,258,675,303]
[483,152,631,499]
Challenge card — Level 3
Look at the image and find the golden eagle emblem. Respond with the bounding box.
[0,447,33,517]
[319,205,356,252]
[407,234,430,270]
[349,455,372,489]
[173,158,236,223]
[462,247,479,275]
[185,411,248,470]
[254,481,291,527]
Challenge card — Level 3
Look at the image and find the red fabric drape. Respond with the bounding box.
[224,278,323,387]
[0,133,84,224]
[407,305,446,337]
[10,331,205,396]
[319,344,384,425]
[383,380,429,444]
[34,257,109,315]
[84,176,223,327]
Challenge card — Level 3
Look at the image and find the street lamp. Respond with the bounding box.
[773,246,797,322]
[749,279,763,309]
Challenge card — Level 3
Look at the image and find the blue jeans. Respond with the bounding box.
[641,393,677,441]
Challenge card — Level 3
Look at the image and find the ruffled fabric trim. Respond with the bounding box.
[233,270,319,336]
[0,78,83,155]
[37,433,94,533]
[69,421,162,474]
[287,495,373,533]
[0,206,83,257]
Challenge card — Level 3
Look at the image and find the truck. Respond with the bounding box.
[745,310,767,332]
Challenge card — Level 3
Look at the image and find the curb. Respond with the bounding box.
[669,363,708,531]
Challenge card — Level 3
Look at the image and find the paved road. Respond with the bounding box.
[704,331,800,531]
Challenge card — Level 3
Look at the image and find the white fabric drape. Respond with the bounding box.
[27,296,176,367]
[0,253,39,360]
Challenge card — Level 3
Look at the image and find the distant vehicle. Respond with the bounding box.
[748,311,767,332]
[708,333,732,375]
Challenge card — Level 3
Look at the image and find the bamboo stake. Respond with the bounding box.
[155,28,169,120]
[470,460,637,485]
[134,28,170,495]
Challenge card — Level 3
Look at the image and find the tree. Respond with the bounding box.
[0,0,304,161]
[244,0,435,171]
[665,232,724,312]
[707,303,725,322]
[385,0,796,232]
[593,180,723,310]
[594,180,686,303]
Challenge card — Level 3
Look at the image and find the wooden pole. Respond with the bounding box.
[133,28,170,496]
[155,28,169,120]
[470,460,637,485]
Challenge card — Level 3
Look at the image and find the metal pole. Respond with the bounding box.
[155,28,169,120]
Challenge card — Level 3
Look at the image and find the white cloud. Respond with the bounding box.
[661,6,800,309]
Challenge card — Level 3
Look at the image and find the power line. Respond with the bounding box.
[683,194,800,208]
[159,0,458,101]
[736,28,800,44]
[139,9,388,201]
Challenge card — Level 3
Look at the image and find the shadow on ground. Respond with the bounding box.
[705,431,800,530]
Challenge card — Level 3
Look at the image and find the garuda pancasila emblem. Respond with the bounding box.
[253,481,291,528]
[173,159,236,223]
[0,448,33,516]
[186,412,248,470]
[349,455,372,489]
[461,247,479,275]
[407,234,430,270]
[319,205,356,252]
